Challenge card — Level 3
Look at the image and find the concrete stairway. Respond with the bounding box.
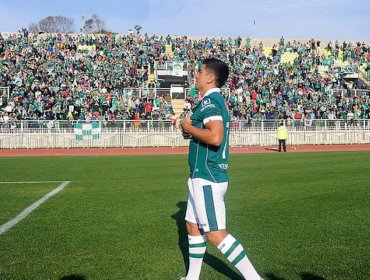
[280,52,298,64]
[165,44,174,59]
[148,72,155,82]
[171,99,184,117]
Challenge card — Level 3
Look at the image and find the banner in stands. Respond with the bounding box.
[74,123,101,141]
[172,62,183,77]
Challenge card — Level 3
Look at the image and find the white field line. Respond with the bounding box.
[0,181,71,235]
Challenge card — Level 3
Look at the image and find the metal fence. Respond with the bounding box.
[330,89,369,98]
[113,87,230,99]
[1,119,370,149]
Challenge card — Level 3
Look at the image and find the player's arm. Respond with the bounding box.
[180,117,224,147]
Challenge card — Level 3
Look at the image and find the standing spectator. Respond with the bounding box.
[144,100,152,119]
[276,121,288,152]
[134,112,140,129]
[170,113,177,131]
[22,28,28,39]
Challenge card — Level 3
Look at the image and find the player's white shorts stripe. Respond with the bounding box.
[185,178,228,232]
[203,185,218,231]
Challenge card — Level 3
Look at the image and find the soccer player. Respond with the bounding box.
[180,58,263,280]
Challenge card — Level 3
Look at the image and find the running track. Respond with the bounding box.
[0,144,370,157]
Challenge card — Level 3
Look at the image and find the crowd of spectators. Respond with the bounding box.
[175,36,370,123]
[0,31,369,125]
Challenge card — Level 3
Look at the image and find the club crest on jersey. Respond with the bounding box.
[201,98,215,112]
[202,98,211,106]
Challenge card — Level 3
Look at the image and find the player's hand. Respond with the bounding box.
[180,117,191,132]
[182,130,191,139]
[180,117,192,139]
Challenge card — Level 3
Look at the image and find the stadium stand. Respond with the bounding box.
[0,32,369,126]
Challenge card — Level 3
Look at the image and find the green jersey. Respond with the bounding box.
[188,89,230,183]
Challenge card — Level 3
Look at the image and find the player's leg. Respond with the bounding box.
[198,180,262,280]
[215,232,262,280]
[283,139,286,152]
[278,139,282,152]
[184,179,207,280]
[184,222,207,280]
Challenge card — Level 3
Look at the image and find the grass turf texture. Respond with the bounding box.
[0,151,369,280]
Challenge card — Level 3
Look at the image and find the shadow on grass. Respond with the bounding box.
[171,202,328,280]
[171,201,189,272]
[300,272,326,280]
[264,273,287,280]
[264,272,326,280]
[172,201,244,280]
[60,275,86,280]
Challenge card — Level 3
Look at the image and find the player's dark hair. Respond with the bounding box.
[202,58,229,88]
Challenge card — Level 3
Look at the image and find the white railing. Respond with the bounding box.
[330,89,369,97]
[0,120,369,149]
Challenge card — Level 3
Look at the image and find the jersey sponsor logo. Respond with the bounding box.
[200,98,216,112]
[218,163,228,170]
[201,104,216,112]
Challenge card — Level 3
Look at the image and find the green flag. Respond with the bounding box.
[74,123,101,141]
[190,87,196,98]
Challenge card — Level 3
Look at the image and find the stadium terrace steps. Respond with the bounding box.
[165,44,174,59]
[318,65,330,77]
[147,73,155,82]
[263,47,272,57]
[171,98,184,117]
[318,48,332,57]
[280,52,298,64]
[359,71,370,86]
[360,63,369,76]
[334,59,349,66]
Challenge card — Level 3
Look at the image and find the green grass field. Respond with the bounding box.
[0,151,369,280]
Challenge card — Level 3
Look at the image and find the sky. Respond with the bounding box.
[0,0,369,41]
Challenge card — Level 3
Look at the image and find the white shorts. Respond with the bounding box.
[185,177,228,232]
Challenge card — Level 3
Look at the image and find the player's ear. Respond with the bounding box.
[207,72,215,84]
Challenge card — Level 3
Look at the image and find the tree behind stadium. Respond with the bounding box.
[29,16,75,33]
[81,14,106,33]
[28,14,107,34]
